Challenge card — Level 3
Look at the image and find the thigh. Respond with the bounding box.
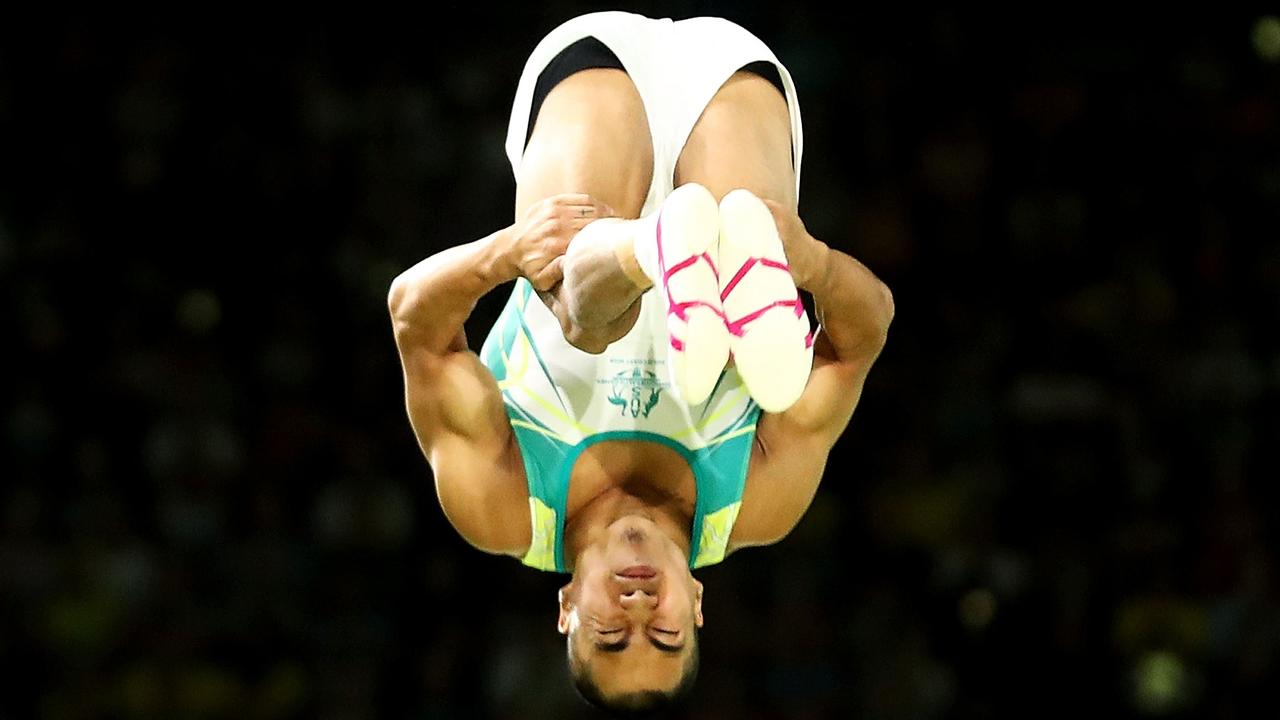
[665,17,801,208]
[674,68,796,209]
[516,64,653,218]
[516,60,654,350]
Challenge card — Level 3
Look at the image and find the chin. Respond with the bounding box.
[607,529,689,570]
[609,515,658,537]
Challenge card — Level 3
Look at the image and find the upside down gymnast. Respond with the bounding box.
[388,10,894,714]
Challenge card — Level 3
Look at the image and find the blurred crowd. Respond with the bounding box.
[2,5,1278,718]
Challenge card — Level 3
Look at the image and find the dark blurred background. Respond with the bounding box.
[3,3,1279,718]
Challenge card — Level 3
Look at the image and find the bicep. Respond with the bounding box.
[730,431,832,551]
[730,336,874,548]
[397,341,530,555]
[397,332,509,450]
[428,432,531,556]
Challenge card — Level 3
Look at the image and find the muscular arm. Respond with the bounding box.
[389,229,530,554]
[389,194,610,554]
[731,204,894,548]
[773,229,895,443]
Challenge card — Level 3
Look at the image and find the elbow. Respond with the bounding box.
[387,272,419,340]
[880,281,895,325]
[859,279,894,356]
[560,242,600,327]
[387,271,417,327]
[387,273,408,318]
[876,280,895,338]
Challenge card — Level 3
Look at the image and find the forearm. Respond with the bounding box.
[797,238,894,365]
[388,227,518,354]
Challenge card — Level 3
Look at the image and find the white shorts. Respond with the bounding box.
[503,11,805,214]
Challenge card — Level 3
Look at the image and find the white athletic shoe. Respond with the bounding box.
[656,183,731,406]
[717,189,814,413]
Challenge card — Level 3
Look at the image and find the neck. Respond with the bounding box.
[562,487,693,572]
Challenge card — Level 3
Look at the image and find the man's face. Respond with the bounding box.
[558,515,703,694]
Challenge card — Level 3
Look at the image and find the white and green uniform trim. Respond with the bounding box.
[480,279,761,573]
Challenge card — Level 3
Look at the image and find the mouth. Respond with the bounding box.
[617,565,658,579]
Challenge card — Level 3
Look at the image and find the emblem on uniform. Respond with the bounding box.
[607,367,663,418]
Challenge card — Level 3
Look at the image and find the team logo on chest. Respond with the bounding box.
[606,367,664,418]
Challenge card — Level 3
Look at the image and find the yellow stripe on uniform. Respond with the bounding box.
[499,332,591,436]
[509,419,572,445]
[707,423,757,446]
[671,386,750,441]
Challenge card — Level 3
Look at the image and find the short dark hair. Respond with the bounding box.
[569,631,699,717]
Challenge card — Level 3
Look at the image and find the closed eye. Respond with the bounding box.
[648,635,684,653]
[594,628,628,652]
[648,628,684,652]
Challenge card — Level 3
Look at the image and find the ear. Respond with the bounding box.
[557,582,574,635]
[693,578,705,628]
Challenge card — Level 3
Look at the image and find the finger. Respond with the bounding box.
[533,196,574,220]
[531,218,556,244]
[535,256,565,290]
[535,285,564,313]
[560,203,600,222]
[550,193,592,207]
[549,231,574,256]
[536,221,572,253]
[568,215,597,232]
[576,199,614,219]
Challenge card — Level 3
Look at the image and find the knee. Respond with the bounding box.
[539,287,606,354]
[558,316,610,355]
[560,237,594,326]
[554,292,638,355]
[560,234,615,329]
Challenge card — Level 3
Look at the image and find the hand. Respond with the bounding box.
[505,194,614,292]
[761,199,830,290]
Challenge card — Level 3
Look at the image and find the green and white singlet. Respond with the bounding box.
[490,11,805,573]
[480,280,761,573]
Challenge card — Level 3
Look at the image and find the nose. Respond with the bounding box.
[619,589,659,612]
[619,586,660,607]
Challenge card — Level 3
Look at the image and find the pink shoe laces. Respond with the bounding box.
[719,256,815,349]
[657,211,725,352]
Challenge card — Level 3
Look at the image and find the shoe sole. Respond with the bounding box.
[658,183,731,406]
[718,189,813,413]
